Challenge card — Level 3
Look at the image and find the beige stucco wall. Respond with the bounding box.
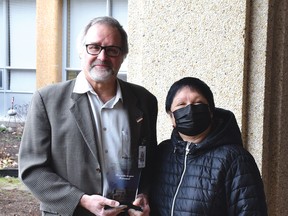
[128,0,288,215]
[128,1,248,151]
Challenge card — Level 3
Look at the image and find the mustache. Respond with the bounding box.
[91,60,112,68]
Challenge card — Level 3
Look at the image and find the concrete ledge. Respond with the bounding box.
[0,168,18,177]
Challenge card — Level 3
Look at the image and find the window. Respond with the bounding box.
[9,0,36,68]
[0,0,36,118]
[0,0,128,118]
[0,70,2,89]
[63,0,128,81]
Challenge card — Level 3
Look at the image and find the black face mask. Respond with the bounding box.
[173,104,212,136]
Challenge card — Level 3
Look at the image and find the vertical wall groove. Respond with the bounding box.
[263,0,288,215]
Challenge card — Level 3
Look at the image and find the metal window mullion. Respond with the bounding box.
[106,0,112,16]
[6,0,10,67]
[62,0,69,81]
[2,0,9,103]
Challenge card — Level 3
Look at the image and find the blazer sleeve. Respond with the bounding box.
[18,90,84,215]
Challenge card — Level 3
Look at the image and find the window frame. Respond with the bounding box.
[0,0,36,118]
[62,0,128,81]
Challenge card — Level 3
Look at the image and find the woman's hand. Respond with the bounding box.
[128,193,150,216]
[79,194,127,216]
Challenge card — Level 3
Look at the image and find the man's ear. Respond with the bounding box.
[78,45,86,59]
[79,51,83,59]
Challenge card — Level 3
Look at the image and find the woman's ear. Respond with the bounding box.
[168,111,176,128]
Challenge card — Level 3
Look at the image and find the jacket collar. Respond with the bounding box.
[171,129,198,155]
[171,108,243,156]
[69,78,145,161]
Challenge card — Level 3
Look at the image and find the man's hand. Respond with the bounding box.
[128,193,150,216]
[79,194,127,216]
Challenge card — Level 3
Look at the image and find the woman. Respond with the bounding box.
[149,77,267,216]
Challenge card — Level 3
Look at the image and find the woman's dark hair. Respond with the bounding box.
[165,77,215,114]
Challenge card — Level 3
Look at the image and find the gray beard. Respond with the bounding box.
[89,67,115,82]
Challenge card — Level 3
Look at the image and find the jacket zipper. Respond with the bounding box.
[170,142,191,216]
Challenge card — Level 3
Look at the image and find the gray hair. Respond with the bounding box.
[77,16,128,57]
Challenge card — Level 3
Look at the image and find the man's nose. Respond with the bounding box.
[97,49,108,60]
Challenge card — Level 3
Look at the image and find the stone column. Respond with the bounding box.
[257,0,288,215]
[35,0,63,88]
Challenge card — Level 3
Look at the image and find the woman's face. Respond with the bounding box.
[170,86,209,127]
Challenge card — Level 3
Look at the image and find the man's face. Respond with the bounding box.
[81,23,124,83]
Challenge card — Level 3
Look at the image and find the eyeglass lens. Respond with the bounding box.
[86,44,121,57]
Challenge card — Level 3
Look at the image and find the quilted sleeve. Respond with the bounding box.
[225,150,268,216]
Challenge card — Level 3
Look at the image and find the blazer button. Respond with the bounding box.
[96,168,101,173]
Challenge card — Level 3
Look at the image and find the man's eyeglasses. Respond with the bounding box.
[85,44,122,57]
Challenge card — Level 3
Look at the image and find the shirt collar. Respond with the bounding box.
[73,71,93,94]
[73,71,123,104]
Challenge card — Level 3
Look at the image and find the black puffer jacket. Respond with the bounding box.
[150,108,267,216]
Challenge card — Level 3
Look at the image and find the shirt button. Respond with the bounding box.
[105,149,108,153]
[103,127,107,131]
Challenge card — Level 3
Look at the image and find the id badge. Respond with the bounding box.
[138,146,146,168]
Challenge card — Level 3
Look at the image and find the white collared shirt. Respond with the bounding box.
[73,71,131,199]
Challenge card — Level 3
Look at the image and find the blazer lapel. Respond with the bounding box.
[70,92,98,160]
[128,102,143,147]
[119,80,144,147]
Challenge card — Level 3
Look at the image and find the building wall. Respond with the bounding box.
[127,0,288,215]
[128,0,247,146]
[36,0,288,215]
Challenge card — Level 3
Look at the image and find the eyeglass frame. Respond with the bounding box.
[85,44,122,57]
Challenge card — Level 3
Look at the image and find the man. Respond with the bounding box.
[19,16,158,216]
